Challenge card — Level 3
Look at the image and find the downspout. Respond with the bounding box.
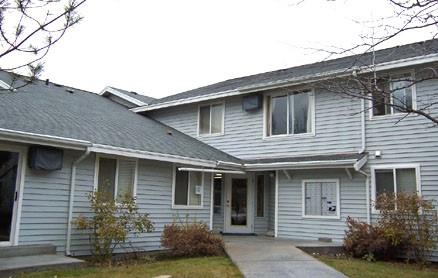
[358,98,371,224]
[66,148,91,256]
[359,98,366,154]
[357,169,371,225]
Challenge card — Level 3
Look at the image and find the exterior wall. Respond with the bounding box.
[17,148,212,255]
[364,77,438,260]
[147,88,362,159]
[277,169,367,242]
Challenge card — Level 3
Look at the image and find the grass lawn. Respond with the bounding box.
[17,256,242,278]
[318,256,438,278]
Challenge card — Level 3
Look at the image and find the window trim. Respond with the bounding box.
[255,174,266,218]
[93,154,138,201]
[369,70,417,119]
[263,89,316,139]
[197,101,225,137]
[301,179,341,219]
[370,163,421,213]
[171,164,205,209]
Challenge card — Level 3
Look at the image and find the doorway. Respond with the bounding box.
[224,174,253,234]
[0,150,21,246]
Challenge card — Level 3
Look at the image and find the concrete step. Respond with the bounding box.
[0,254,85,277]
[0,244,56,258]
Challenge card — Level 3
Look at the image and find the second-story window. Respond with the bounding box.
[371,73,416,117]
[198,103,224,136]
[266,89,314,136]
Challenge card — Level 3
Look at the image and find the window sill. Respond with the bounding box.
[370,112,417,120]
[172,205,204,210]
[302,215,340,220]
[198,133,224,138]
[263,132,315,140]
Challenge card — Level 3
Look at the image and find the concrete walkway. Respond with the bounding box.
[223,236,347,278]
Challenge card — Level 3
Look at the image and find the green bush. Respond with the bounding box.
[74,191,154,263]
[161,219,224,257]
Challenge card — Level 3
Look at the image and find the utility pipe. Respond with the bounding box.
[66,148,90,256]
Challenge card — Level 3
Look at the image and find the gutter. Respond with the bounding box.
[244,159,358,171]
[66,148,91,256]
[132,53,438,113]
[0,128,91,150]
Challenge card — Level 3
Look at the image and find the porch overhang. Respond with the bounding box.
[243,153,368,171]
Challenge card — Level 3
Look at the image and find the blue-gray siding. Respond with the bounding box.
[277,169,367,242]
[17,148,212,255]
[148,90,362,159]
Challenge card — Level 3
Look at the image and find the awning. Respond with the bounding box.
[243,153,368,171]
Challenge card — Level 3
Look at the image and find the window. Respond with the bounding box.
[198,103,224,136]
[266,90,314,136]
[256,175,265,217]
[302,180,340,218]
[96,157,137,201]
[213,174,222,214]
[372,165,419,210]
[173,168,203,208]
[371,73,415,116]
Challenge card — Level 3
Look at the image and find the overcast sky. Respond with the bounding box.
[41,0,434,98]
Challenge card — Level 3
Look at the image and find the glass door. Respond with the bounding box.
[224,175,253,234]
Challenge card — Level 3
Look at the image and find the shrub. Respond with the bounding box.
[161,218,224,257]
[344,216,392,261]
[376,193,438,263]
[74,191,154,263]
[344,193,438,263]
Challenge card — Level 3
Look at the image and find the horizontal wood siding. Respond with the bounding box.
[148,89,362,159]
[277,169,367,242]
[18,150,212,255]
[364,77,438,260]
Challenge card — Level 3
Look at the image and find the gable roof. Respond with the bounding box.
[0,72,240,167]
[100,86,155,108]
[108,87,156,104]
[133,38,438,112]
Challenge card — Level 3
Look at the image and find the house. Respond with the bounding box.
[0,39,437,260]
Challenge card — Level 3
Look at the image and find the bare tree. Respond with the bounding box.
[297,0,438,125]
[0,0,86,89]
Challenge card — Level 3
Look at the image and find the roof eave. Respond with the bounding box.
[132,53,438,113]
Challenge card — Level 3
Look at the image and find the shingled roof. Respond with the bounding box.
[142,38,438,108]
[0,72,240,165]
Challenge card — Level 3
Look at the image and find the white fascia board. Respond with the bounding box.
[0,128,91,150]
[89,144,218,168]
[244,159,358,171]
[132,53,438,113]
[178,167,246,174]
[100,86,147,107]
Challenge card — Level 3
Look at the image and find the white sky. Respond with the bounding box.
[41,0,434,98]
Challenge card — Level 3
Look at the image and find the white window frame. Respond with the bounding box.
[370,164,421,213]
[197,101,225,137]
[171,164,204,209]
[302,179,341,219]
[369,70,417,119]
[263,89,316,139]
[93,154,138,201]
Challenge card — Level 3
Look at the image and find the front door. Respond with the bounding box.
[224,175,253,234]
[0,149,22,246]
